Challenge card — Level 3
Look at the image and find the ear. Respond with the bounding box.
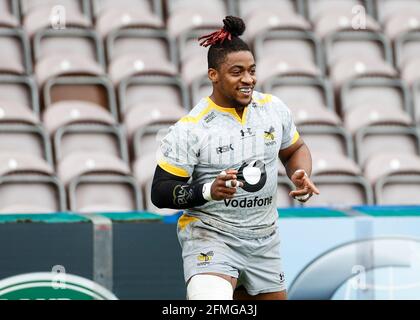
[208,68,219,84]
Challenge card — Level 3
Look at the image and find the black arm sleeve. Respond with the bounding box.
[151,165,208,209]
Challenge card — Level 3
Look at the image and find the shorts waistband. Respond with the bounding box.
[198,216,277,240]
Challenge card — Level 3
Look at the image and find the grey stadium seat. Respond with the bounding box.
[97,10,173,67]
[133,124,171,161]
[345,105,418,168]
[111,54,189,118]
[20,0,91,18]
[24,7,105,68]
[0,74,40,116]
[181,53,211,107]
[401,57,420,123]
[133,153,179,215]
[0,27,32,74]
[389,13,420,70]
[249,10,325,75]
[0,0,20,27]
[315,10,392,70]
[299,124,354,161]
[374,0,420,24]
[304,152,374,207]
[92,0,163,21]
[0,152,66,213]
[36,55,118,120]
[0,99,52,166]
[58,151,143,212]
[167,0,230,17]
[364,153,420,205]
[277,161,296,208]
[235,0,303,21]
[333,57,411,119]
[43,101,128,164]
[304,0,371,22]
[261,68,338,125]
[124,102,185,144]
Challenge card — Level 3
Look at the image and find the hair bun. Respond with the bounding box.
[223,16,245,37]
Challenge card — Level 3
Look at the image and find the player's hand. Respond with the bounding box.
[211,169,243,201]
[289,169,320,203]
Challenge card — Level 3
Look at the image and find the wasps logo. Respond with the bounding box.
[264,126,275,140]
[197,251,214,262]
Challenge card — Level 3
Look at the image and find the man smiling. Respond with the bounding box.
[151,16,319,300]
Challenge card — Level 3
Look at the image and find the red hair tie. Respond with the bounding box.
[198,28,232,47]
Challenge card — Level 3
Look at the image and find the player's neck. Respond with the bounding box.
[209,93,246,115]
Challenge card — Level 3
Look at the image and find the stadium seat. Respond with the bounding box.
[133,152,179,215]
[364,153,420,205]
[166,0,230,17]
[260,65,339,124]
[0,152,66,213]
[58,151,143,212]
[258,55,322,85]
[20,0,91,18]
[345,104,418,167]
[0,27,32,74]
[43,101,128,164]
[331,56,397,91]
[304,152,374,207]
[0,122,53,166]
[304,0,371,22]
[132,124,171,161]
[36,55,118,119]
[181,53,211,107]
[401,57,420,124]
[388,13,420,69]
[333,57,411,119]
[374,0,420,24]
[299,124,355,160]
[277,162,297,208]
[235,0,303,21]
[92,0,163,21]
[0,0,416,214]
[401,57,420,88]
[315,10,392,70]
[168,6,223,67]
[0,74,40,116]
[124,102,185,144]
[111,54,189,117]
[0,0,20,27]
[248,11,325,74]
[24,6,105,69]
[96,10,173,67]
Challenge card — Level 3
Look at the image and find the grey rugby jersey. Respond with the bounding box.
[158,91,299,239]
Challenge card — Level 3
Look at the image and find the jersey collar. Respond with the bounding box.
[206,97,249,126]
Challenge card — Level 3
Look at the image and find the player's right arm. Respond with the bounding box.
[150,121,241,209]
[151,166,241,209]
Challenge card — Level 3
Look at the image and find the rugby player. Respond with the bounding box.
[151,16,319,300]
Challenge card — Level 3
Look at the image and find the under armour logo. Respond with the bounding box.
[279,272,285,282]
[240,128,253,137]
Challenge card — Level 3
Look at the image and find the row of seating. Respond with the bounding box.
[0,0,419,212]
[1,145,419,215]
[5,1,420,25]
[1,1,420,122]
[0,112,419,213]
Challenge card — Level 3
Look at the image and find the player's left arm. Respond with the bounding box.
[278,137,320,202]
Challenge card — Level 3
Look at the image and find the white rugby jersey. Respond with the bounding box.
[158,91,299,239]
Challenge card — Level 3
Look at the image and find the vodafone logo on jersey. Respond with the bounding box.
[237,160,267,193]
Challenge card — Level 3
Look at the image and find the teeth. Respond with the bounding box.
[239,88,251,93]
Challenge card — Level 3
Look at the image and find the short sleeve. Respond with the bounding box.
[272,96,300,150]
[157,122,199,178]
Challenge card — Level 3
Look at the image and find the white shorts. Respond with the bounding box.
[177,214,286,296]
